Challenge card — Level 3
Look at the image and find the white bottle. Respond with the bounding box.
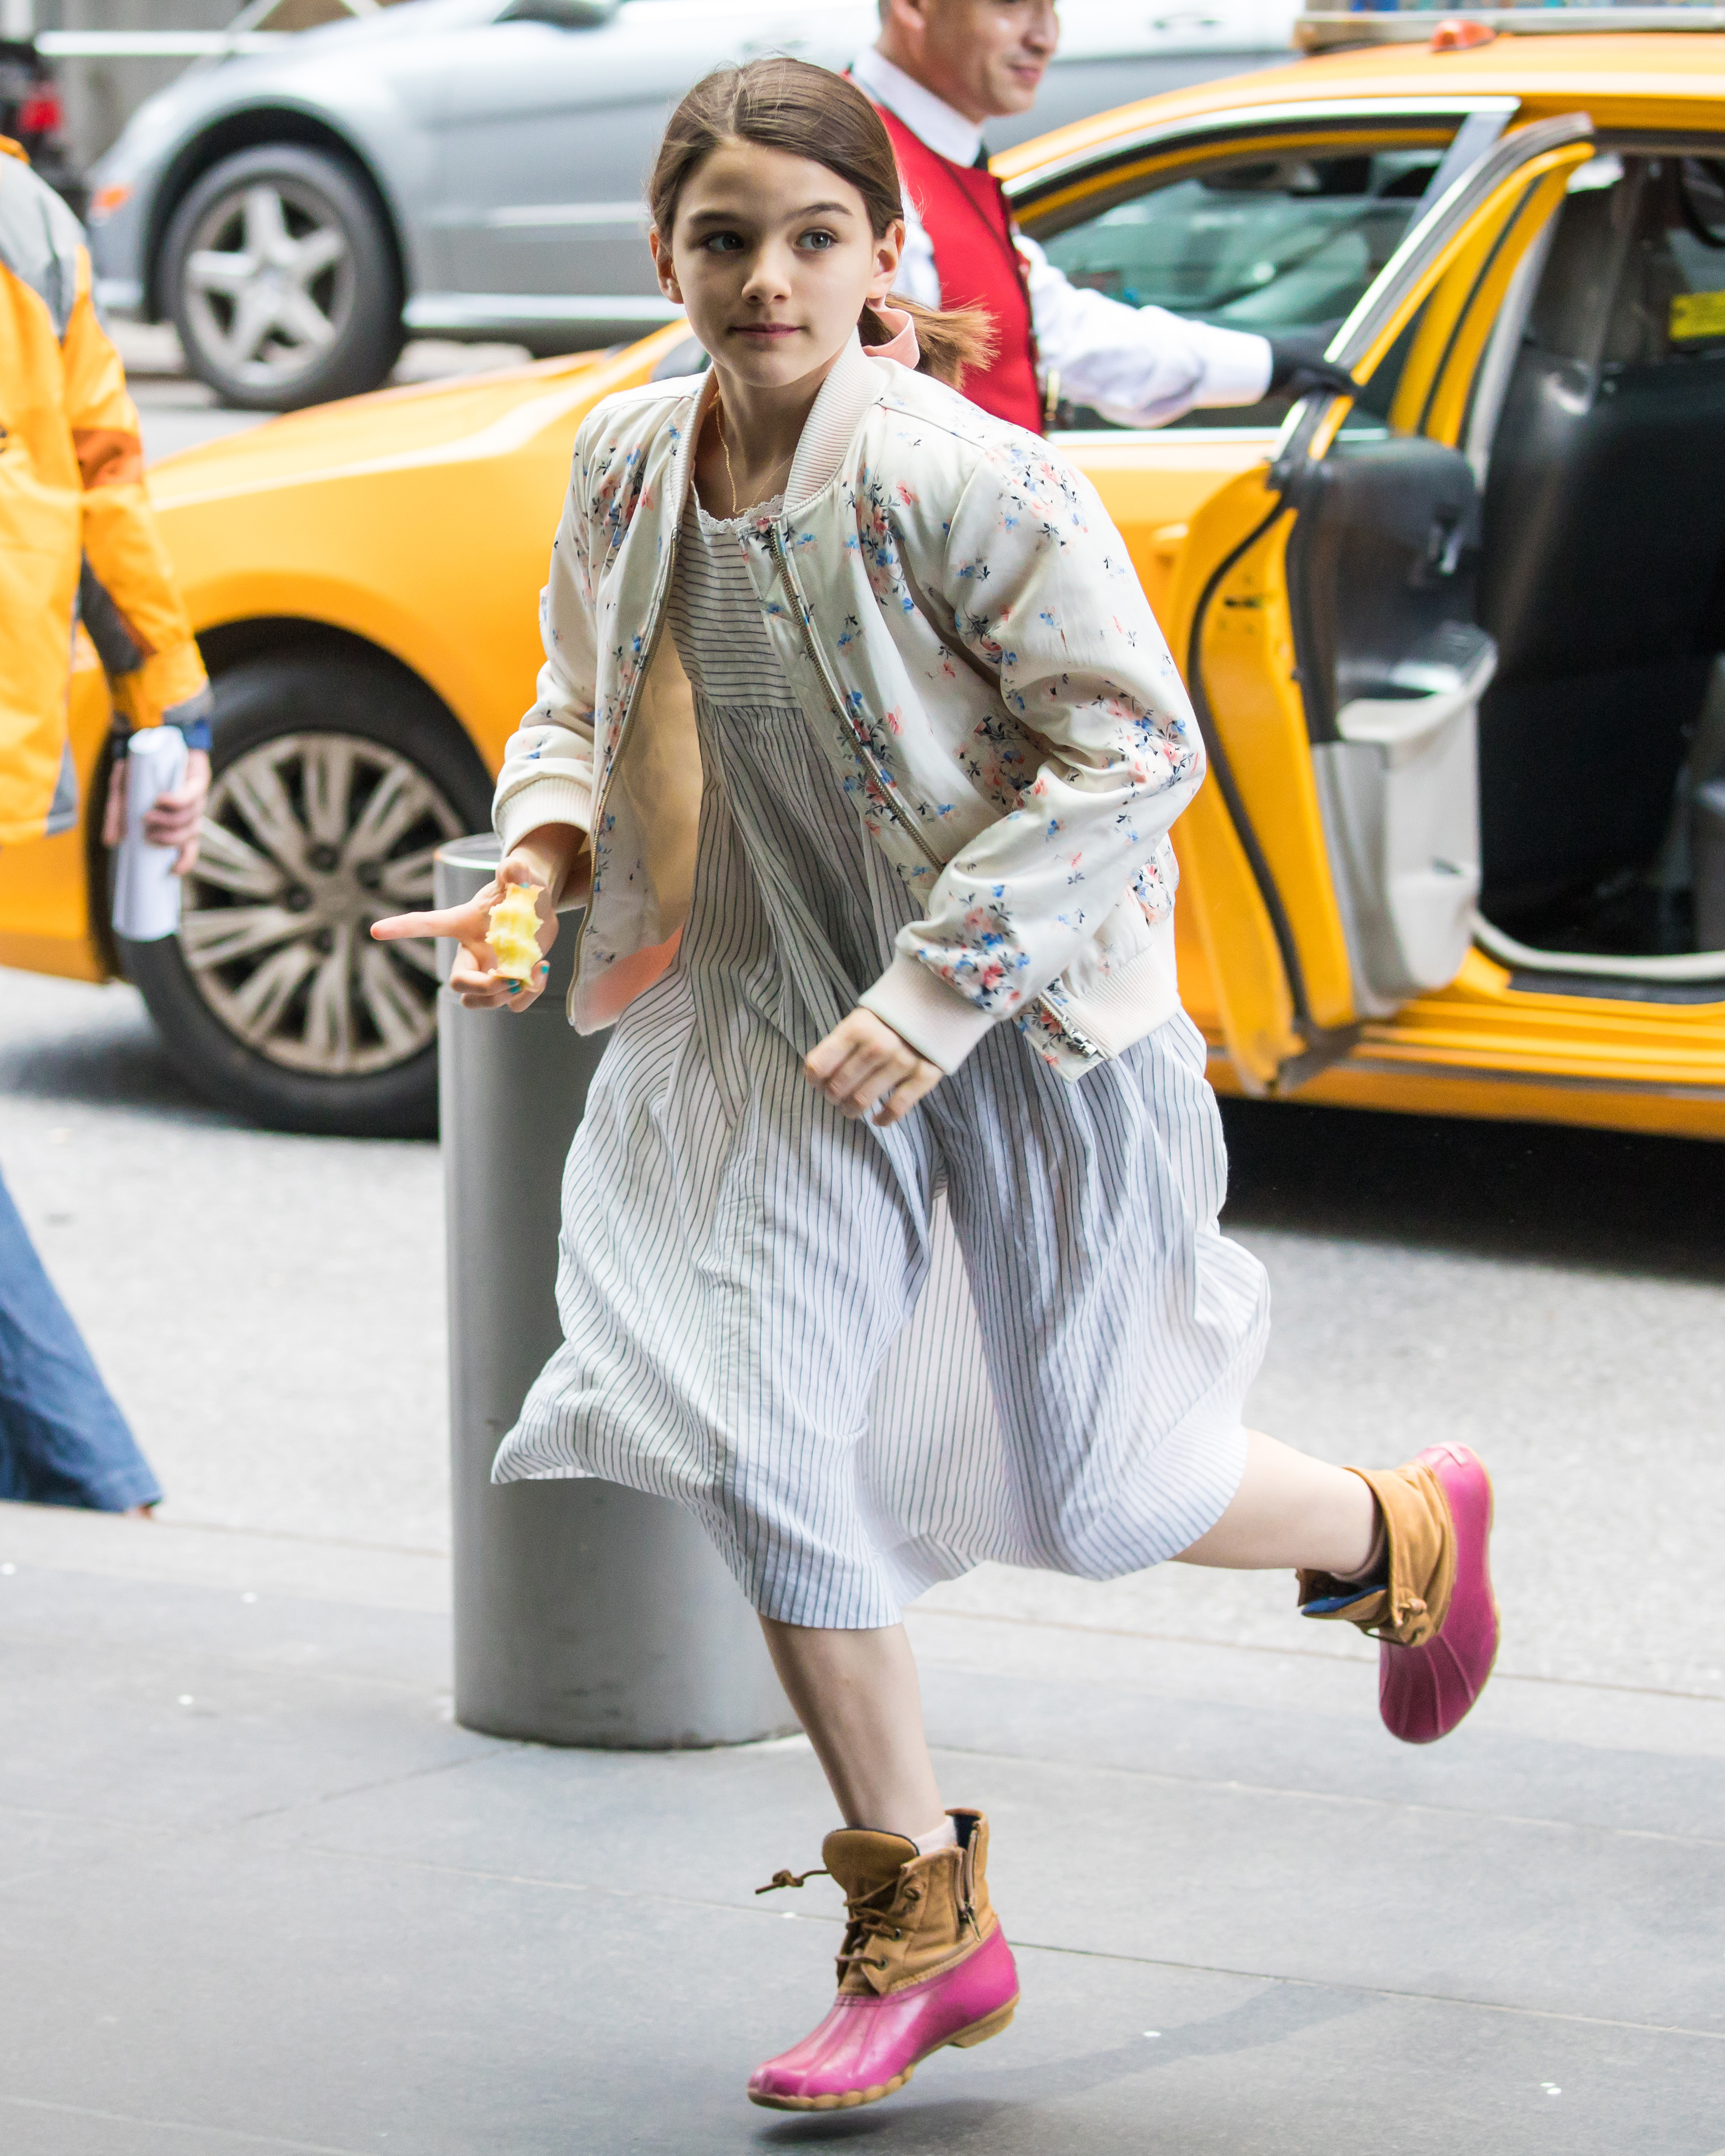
[112,725,190,943]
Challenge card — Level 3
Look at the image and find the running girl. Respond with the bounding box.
[374,57,1498,2116]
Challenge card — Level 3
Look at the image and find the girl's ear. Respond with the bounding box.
[649,228,683,306]
[866,216,906,310]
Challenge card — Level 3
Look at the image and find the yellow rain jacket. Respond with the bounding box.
[0,136,209,847]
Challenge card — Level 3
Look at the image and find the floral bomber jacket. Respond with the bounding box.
[492,331,1207,1080]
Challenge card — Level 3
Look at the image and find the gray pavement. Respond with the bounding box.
[4,965,1725,2141]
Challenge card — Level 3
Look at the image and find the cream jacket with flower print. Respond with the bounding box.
[492,332,1206,1079]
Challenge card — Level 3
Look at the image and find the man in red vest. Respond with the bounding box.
[852,1,1354,432]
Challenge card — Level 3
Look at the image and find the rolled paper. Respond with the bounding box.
[112,725,189,943]
[486,883,544,982]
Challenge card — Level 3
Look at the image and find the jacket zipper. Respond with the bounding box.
[765,523,943,874]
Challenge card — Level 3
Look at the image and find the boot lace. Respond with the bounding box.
[754,1865,915,1973]
[754,1866,829,1895]
[835,1883,912,1974]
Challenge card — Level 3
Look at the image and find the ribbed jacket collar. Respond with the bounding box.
[666,333,891,527]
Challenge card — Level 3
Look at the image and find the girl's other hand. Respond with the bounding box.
[806,1009,941,1126]
[370,833,577,1013]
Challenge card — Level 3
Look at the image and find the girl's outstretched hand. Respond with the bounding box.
[370,836,575,1013]
[806,1010,942,1126]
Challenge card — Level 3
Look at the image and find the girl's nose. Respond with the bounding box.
[743,244,795,301]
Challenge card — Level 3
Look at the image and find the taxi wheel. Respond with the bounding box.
[124,654,492,1137]
[161,144,404,411]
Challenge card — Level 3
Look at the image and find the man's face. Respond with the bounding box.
[882,0,1060,124]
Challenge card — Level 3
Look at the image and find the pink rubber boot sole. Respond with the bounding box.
[748,1924,1020,2111]
[1380,1443,1500,1744]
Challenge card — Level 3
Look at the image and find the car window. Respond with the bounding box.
[1525,152,1725,369]
[1035,142,1449,432]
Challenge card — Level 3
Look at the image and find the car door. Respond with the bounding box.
[429,0,875,321]
[1045,111,1592,1092]
[1007,97,1516,1076]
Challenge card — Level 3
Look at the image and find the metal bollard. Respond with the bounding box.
[435,835,794,1748]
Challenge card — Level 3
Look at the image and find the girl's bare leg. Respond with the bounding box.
[761,1433,1375,1833]
[758,1617,946,1836]
[1175,1428,1379,1576]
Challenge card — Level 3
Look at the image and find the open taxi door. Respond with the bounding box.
[1163,112,1596,1094]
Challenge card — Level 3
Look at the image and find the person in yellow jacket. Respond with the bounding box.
[1,133,209,1514]
[0,132,210,856]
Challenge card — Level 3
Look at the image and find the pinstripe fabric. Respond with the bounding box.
[493,493,1269,1627]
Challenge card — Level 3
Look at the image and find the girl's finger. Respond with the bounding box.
[872,1065,940,1126]
[804,1032,852,1083]
[458,959,550,1011]
[823,1046,894,1106]
[372,902,485,943]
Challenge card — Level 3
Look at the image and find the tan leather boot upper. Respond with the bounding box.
[820,1810,998,1998]
[1297,1458,1457,1649]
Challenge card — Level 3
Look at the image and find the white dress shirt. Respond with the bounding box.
[850,47,1274,428]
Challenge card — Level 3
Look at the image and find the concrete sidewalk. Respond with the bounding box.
[2,1502,1721,2156]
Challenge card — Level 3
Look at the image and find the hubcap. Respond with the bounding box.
[181,733,463,1078]
[182,179,353,390]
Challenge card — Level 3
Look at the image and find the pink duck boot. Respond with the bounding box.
[748,1809,1019,2112]
[1298,1443,1500,1744]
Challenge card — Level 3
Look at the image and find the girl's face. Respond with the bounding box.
[652,143,903,393]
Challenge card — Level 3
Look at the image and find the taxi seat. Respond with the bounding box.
[1475,163,1725,919]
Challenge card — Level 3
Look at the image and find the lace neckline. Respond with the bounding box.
[692,489,785,536]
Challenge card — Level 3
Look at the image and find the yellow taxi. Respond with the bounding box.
[9,11,1725,1138]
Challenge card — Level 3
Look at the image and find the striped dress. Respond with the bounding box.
[492,487,1271,1628]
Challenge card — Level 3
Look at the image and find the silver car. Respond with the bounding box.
[87,0,1296,410]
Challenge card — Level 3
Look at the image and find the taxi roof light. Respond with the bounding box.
[1429,15,1499,47]
[1298,4,1725,53]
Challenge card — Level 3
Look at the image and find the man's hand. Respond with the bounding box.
[369,827,584,1014]
[805,1009,942,1126]
[1266,332,1360,405]
[102,745,212,874]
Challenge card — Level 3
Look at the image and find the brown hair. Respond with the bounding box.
[648,57,996,390]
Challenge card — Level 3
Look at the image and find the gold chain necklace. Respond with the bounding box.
[710,394,792,521]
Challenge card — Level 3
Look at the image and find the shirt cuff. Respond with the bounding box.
[495,777,591,860]
[1191,327,1275,409]
[858,953,998,1075]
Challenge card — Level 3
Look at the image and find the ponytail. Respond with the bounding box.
[861,295,997,389]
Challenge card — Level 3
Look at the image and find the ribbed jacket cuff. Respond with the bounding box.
[495,777,591,860]
[859,953,998,1075]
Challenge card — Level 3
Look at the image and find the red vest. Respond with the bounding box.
[873,101,1043,435]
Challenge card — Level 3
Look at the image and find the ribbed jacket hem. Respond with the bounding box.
[1061,916,1181,1057]
[860,952,997,1074]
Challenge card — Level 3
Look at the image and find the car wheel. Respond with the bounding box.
[124,655,492,1136]
[162,144,404,410]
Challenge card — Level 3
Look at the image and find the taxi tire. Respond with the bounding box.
[161,143,405,412]
[124,654,493,1139]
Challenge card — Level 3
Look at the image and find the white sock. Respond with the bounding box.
[911,1816,958,1856]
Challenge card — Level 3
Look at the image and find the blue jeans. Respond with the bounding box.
[0,1166,162,1510]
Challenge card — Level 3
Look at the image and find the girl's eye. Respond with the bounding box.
[702,232,745,254]
[799,229,837,251]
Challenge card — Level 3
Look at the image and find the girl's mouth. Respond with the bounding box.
[732,323,800,340]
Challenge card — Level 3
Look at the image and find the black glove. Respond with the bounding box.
[1266,332,1360,402]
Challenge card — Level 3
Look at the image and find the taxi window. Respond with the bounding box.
[1530,153,1725,367]
[1036,143,1446,432]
